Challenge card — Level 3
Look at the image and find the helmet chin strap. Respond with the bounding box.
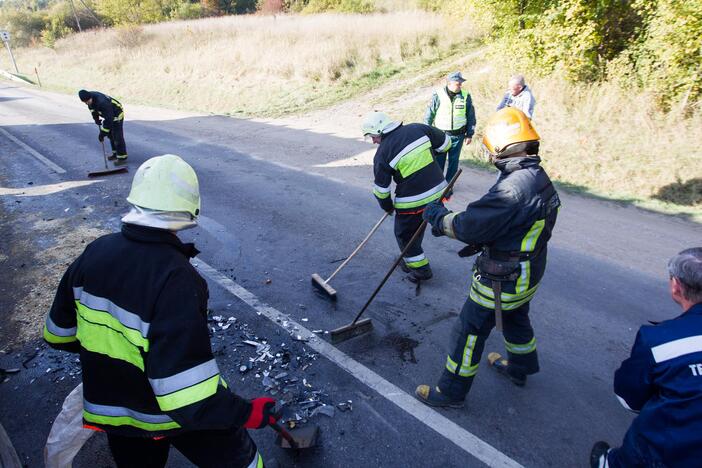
[122,205,198,231]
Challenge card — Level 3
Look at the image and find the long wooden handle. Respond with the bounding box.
[270,421,298,449]
[325,211,390,283]
[350,169,462,325]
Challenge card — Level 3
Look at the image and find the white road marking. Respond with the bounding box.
[0,127,67,174]
[195,259,523,468]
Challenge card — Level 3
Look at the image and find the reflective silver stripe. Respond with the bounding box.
[395,180,447,203]
[436,134,451,153]
[373,184,391,194]
[651,335,702,363]
[149,359,220,396]
[73,287,150,338]
[404,253,426,263]
[46,316,76,337]
[442,212,458,239]
[83,400,174,424]
[615,394,636,412]
[388,136,430,169]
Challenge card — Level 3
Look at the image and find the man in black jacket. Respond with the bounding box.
[44,154,274,467]
[78,89,128,164]
[415,108,560,407]
[362,111,452,282]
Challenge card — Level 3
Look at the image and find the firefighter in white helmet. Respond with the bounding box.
[362,111,452,282]
[44,155,276,467]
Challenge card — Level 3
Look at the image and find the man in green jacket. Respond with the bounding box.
[424,71,476,195]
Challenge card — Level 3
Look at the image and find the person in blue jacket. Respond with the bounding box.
[591,247,702,468]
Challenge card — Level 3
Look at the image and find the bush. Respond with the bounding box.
[0,9,47,47]
[172,0,204,19]
[302,0,374,14]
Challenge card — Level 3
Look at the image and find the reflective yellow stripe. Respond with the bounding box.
[76,302,146,371]
[459,335,479,377]
[43,324,78,344]
[505,337,536,354]
[394,188,444,209]
[520,219,545,252]
[83,410,180,432]
[395,142,433,178]
[515,260,531,294]
[155,374,221,411]
[373,189,391,199]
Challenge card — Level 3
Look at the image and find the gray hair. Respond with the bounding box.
[509,74,526,87]
[668,248,702,303]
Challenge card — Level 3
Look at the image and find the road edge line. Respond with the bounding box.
[0,127,66,174]
[195,259,523,468]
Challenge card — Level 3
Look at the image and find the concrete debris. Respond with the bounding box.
[310,404,335,418]
[337,401,353,412]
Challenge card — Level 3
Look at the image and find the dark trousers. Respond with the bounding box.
[434,134,464,183]
[394,212,430,271]
[108,119,127,157]
[107,427,259,468]
[438,295,539,400]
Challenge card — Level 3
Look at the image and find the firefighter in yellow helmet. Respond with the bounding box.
[43,155,277,467]
[415,108,561,407]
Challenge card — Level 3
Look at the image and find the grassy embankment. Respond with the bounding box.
[1,11,700,220]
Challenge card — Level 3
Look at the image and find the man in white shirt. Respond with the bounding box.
[496,74,536,119]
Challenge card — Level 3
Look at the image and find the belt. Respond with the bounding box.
[487,246,544,262]
[444,128,466,137]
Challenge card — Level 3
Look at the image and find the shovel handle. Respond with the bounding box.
[100,140,108,170]
[270,421,298,449]
[350,169,462,325]
[325,211,390,283]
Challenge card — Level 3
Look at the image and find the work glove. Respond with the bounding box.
[376,196,394,215]
[243,397,279,429]
[98,131,106,142]
[422,201,451,237]
[94,118,101,126]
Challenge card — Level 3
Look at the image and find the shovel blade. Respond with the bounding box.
[276,425,319,450]
[88,167,128,177]
[330,318,373,344]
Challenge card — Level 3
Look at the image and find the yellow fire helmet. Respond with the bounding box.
[482,107,540,158]
[126,154,200,218]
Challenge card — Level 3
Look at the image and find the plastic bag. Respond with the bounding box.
[44,383,94,468]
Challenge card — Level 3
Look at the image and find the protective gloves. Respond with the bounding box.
[98,132,106,142]
[375,195,394,215]
[243,397,279,429]
[422,200,451,237]
[94,118,101,126]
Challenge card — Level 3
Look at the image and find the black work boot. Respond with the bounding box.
[108,152,118,161]
[408,265,433,283]
[590,441,610,468]
[487,352,526,386]
[400,262,411,273]
[114,155,128,165]
[415,385,464,408]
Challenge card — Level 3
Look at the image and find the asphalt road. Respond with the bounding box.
[0,83,700,468]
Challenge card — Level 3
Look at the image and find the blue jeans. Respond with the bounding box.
[434,134,464,183]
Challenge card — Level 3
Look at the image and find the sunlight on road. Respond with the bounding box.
[0,180,102,197]
[314,149,375,168]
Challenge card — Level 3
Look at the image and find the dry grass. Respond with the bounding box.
[3,12,474,116]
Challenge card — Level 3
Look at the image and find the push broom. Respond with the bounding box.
[311,211,390,300]
[330,169,462,344]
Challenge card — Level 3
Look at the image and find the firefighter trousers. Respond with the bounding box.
[394,211,430,271]
[437,295,539,400]
[107,426,260,468]
[108,119,127,157]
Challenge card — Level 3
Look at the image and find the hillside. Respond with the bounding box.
[1,11,700,219]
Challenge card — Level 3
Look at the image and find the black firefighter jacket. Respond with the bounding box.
[43,224,252,437]
[86,91,124,134]
[443,155,560,310]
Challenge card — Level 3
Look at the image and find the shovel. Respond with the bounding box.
[88,141,127,177]
[311,211,390,301]
[330,169,462,344]
[270,421,318,450]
